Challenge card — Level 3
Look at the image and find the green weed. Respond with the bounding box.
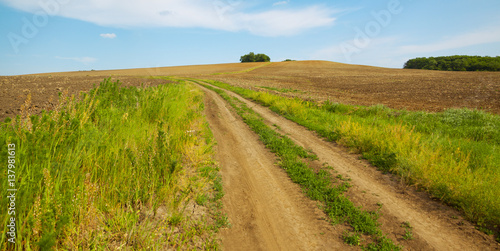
[403,229,414,240]
[343,231,362,246]
[401,222,414,240]
[196,193,208,206]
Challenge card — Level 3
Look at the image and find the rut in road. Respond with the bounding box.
[200,81,500,251]
[200,85,354,250]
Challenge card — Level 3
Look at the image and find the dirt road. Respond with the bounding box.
[200,82,500,250]
[201,85,354,250]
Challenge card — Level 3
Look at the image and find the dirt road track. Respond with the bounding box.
[202,82,500,250]
[201,85,354,250]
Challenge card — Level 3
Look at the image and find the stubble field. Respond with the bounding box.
[206,61,500,114]
[2,61,499,123]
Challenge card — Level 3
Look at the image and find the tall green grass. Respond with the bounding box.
[203,79,500,239]
[0,79,225,250]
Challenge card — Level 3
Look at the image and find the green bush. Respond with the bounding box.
[240,52,271,63]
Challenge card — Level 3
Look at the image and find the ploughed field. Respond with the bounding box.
[2,61,499,123]
[0,62,263,122]
[206,61,500,114]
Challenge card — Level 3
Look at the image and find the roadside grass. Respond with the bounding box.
[401,222,414,240]
[0,78,226,250]
[197,80,401,250]
[202,79,500,241]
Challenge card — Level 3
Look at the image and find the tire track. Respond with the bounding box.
[200,84,352,250]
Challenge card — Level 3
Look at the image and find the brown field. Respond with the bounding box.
[2,60,499,122]
[205,60,500,113]
[0,62,265,121]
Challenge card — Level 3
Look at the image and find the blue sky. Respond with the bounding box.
[1,0,499,75]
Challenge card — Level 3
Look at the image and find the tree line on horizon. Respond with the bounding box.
[404,55,500,71]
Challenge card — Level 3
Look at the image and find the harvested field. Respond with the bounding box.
[2,61,499,122]
[0,62,266,122]
[39,62,265,77]
[206,61,500,114]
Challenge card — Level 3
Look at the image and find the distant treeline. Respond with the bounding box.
[404,55,500,71]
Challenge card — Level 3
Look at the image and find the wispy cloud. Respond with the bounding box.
[398,27,500,54]
[56,56,98,64]
[273,1,289,6]
[100,33,116,39]
[1,0,336,36]
[236,6,335,36]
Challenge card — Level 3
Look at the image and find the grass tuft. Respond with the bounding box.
[343,231,362,246]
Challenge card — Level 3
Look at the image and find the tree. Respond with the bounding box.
[240,52,256,63]
[403,55,500,71]
[255,53,270,62]
[240,52,271,63]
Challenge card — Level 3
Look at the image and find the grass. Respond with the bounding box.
[0,78,226,250]
[196,80,401,250]
[401,222,414,240]
[343,231,362,246]
[201,79,500,241]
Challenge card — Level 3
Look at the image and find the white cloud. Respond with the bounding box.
[56,56,98,64]
[100,33,116,39]
[1,0,336,36]
[398,28,500,54]
[273,1,289,6]
[236,6,335,36]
